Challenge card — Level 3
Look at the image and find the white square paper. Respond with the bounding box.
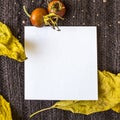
[25,26,98,100]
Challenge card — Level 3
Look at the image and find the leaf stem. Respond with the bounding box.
[30,106,54,118]
[23,6,31,18]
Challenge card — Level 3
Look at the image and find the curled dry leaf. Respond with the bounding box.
[0,22,26,62]
[0,95,13,120]
[30,70,120,118]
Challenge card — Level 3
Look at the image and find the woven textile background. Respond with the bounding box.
[0,0,120,120]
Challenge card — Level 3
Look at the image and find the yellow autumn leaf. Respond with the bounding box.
[0,22,26,62]
[112,103,120,113]
[0,95,13,120]
[52,71,120,115]
[30,70,120,118]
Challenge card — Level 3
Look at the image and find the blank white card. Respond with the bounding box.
[25,26,98,100]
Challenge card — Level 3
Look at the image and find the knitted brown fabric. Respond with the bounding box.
[0,0,120,120]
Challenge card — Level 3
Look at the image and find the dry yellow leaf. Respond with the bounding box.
[51,71,120,115]
[112,73,120,113]
[112,103,120,113]
[0,22,26,62]
[0,95,13,120]
[30,70,120,118]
